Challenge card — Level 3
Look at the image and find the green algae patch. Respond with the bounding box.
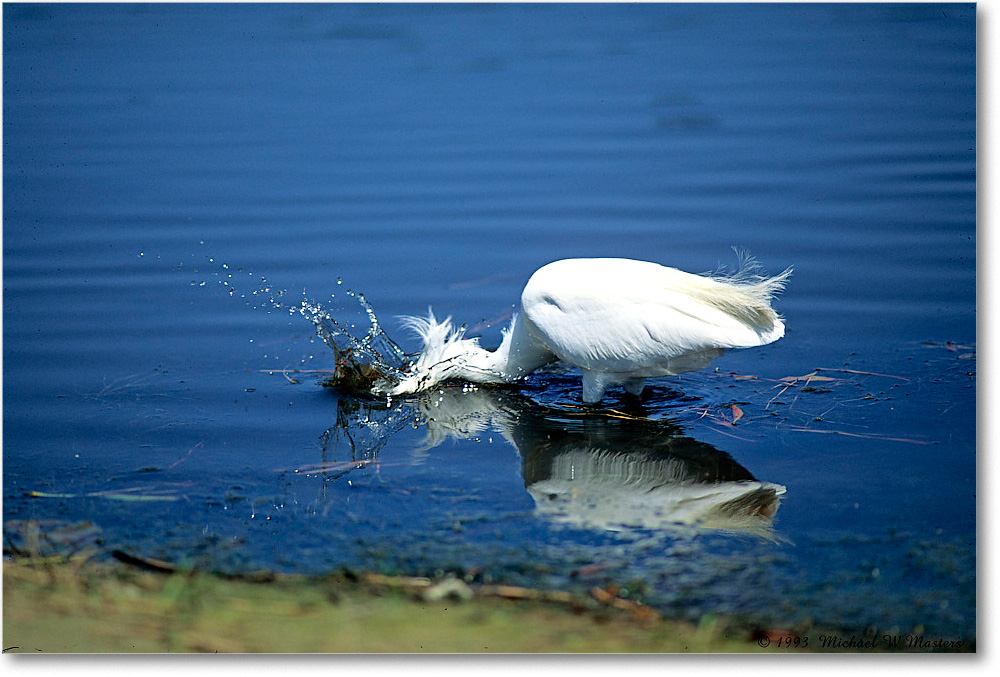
[3,557,768,654]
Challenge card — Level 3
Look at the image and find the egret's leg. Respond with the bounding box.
[581,370,611,403]
[623,377,646,396]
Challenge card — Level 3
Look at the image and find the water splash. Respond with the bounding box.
[297,288,410,396]
[189,256,411,396]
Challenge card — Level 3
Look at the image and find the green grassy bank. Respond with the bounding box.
[3,556,778,653]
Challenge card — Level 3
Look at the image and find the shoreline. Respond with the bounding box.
[2,555,973,654]
[2,554,774,653]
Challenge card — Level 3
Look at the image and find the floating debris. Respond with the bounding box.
[27,487,183,502]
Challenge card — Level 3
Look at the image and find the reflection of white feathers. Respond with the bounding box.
[401,387,786,538]
[527,448,786,536]
[412,385,515,450]
[389,257,790,402]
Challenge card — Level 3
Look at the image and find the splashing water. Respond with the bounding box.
[297,287,410,395]
[190,257,412,396]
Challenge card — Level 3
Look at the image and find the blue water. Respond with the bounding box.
[3,3,975,643]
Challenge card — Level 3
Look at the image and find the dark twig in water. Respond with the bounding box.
[167,441,203,470]
[813,367,910,381]
[783,426,933,445]
[111,550,178,573]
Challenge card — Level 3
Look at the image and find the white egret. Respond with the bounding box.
[389,257,790,403]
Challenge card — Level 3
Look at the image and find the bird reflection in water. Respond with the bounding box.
[318,385,785,538]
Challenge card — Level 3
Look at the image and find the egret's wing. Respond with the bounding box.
[521,258,785,374]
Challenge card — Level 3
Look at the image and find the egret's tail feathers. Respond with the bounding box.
[702,258,792,340]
